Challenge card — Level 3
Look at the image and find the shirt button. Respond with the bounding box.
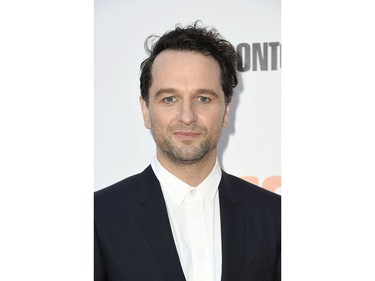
[191,189,197,195]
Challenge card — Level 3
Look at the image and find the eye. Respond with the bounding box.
[163,96,177,104]
[197,96,211,103]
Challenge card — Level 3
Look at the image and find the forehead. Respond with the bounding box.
[151,50,222,87]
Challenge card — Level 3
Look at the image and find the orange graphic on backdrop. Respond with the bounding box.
[241,176,281,193]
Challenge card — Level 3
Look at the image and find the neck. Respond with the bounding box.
[156,150,218,187]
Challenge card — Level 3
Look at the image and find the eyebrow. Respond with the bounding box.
[195,88,219,98]
[154,88,178,98]
[154,88,219,98]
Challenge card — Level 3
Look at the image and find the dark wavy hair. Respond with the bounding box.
[140,21,238,105]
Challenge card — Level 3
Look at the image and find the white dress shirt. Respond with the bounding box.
[151,156,222,281]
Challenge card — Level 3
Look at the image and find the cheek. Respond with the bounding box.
[203,110,227,130]
[149,109,173,129]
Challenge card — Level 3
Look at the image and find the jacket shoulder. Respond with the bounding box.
[94,166,156,216]
[95,172,140,200]
[221,171,281,211]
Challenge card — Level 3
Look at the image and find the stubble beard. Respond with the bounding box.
[152,125,221,166]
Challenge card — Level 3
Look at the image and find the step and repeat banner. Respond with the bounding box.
[95,0,281,193]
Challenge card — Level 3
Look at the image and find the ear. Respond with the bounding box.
[139,96,151,129]
[223,103,231,128]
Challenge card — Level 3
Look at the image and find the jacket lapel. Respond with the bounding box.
[219,171,246,281]
[137,166,186,281]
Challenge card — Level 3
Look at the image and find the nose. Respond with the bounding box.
[177,100,197,125]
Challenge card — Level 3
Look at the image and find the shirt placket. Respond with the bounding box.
[185,189,214,281]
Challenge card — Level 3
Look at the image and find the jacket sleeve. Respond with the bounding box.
[274,248,281,281]
[94,225,107,281]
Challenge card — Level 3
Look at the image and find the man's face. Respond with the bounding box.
[140,50,230,165]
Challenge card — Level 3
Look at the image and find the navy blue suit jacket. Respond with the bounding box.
[94,166,281,281]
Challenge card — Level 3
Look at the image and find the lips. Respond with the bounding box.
[173,131,201,140]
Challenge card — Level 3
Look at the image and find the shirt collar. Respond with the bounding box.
[151,156,222,206]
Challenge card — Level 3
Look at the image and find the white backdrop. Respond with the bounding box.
[94,0,281,193]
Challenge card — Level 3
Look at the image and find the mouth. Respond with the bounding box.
[173,131,202,140]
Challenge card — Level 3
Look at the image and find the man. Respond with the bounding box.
[95,22,281,281]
